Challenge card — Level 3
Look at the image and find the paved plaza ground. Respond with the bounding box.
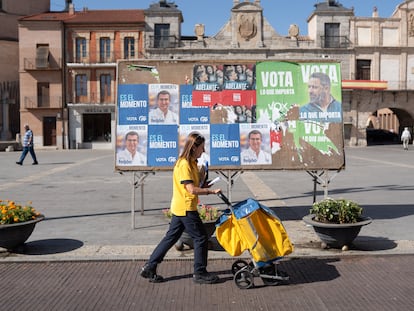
[0,145,413,310]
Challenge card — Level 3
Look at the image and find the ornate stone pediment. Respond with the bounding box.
[238,14,257,40]
[231,1,263,47]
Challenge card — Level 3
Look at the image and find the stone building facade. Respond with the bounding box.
[0,0,50,144]
[16,0,414,149]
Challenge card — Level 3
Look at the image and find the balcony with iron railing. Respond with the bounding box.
[24,96,62,109]
[67,50,145,64]
[320,36,351,49]
[24,58,62,70]
[75,53,117,64]
[148,35,179,49]
[67,92,114,105]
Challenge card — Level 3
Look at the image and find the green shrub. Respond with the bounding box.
[310,198,362,224]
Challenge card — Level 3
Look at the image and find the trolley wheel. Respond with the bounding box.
[234,270,254,289]
[231,260,250,275]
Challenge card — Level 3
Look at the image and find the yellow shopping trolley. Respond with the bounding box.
[215,192,293,289]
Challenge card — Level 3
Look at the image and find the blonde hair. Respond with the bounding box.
[179,132,205,162]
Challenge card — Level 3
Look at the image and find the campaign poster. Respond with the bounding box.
[179,124,210,165]
[256,61,342,123]
[147,125,178,167]
[116,125,147,167]
[191,64,256,107]
[239,123,272,165]
[256,61,343,166]
[209,124,241,166]
[192,64,223,106]
[221,64,256,106]
[117,84,148,125]
[148,84,180,125]
[179,84,210,124]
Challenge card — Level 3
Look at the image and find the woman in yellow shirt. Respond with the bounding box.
[140,132,221,284]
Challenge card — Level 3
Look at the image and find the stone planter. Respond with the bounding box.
[0,215,45,250]
[175,220,217,250]
[303,214,372,249]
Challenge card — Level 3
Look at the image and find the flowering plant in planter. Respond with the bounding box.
[1,200,41,225]
[303,197,372,250]
[163,204,221,222]
[309,198,363,224]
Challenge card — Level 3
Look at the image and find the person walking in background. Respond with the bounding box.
[16,124,38,165]
[140,132,221,284]
[401,127,411,150]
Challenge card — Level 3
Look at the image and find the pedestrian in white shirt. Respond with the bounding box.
[401,127,411,150]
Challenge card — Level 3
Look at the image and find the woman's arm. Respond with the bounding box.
[184,182,221,196]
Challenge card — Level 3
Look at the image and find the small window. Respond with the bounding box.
[100,74,111,102]
[37,82,50,107]
[75,74,87,97]
[99,37,111,62]
[356,60,371,80]
[76,37,87,61]
[124,37,135,59]
[154,24,170,48]
[36,44,49,68]
[324,23,340,48]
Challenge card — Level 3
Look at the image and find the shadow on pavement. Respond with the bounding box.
[12,238,84,255]
[268,203,414,222]
[283,257,341,284]
[352,236,398,251]
[152,257,341,286]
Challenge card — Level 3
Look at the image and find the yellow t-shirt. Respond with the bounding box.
[170,158,200,216]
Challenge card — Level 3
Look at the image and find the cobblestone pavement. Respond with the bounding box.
[1,255,413,311]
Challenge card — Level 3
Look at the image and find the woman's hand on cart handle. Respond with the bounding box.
[208,188,221,195]
[201,187,221,195]
[217,191,231,206]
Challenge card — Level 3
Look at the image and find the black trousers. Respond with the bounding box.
[147,211,208,274]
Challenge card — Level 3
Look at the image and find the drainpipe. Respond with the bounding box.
[61,20,67,149]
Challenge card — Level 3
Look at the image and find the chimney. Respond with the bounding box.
[372,6,378,18]
[69,3,74,15]
[65,0,73,11]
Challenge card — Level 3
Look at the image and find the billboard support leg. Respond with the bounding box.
[130,171,154,229]
[216,170,243,204]
[306,169,342,202]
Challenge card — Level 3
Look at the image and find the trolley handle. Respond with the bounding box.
[217,191,231,206]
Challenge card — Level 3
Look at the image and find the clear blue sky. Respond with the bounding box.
[51,0,403,36]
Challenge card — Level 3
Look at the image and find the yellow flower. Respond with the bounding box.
[0,199,41,225]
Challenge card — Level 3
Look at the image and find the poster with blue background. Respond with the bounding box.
[118,84,148,125]
[147,125,178,167]
[179,85,210,124]
[210,124,241,166]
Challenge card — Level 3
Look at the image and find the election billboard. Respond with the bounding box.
[115,60,345,171]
